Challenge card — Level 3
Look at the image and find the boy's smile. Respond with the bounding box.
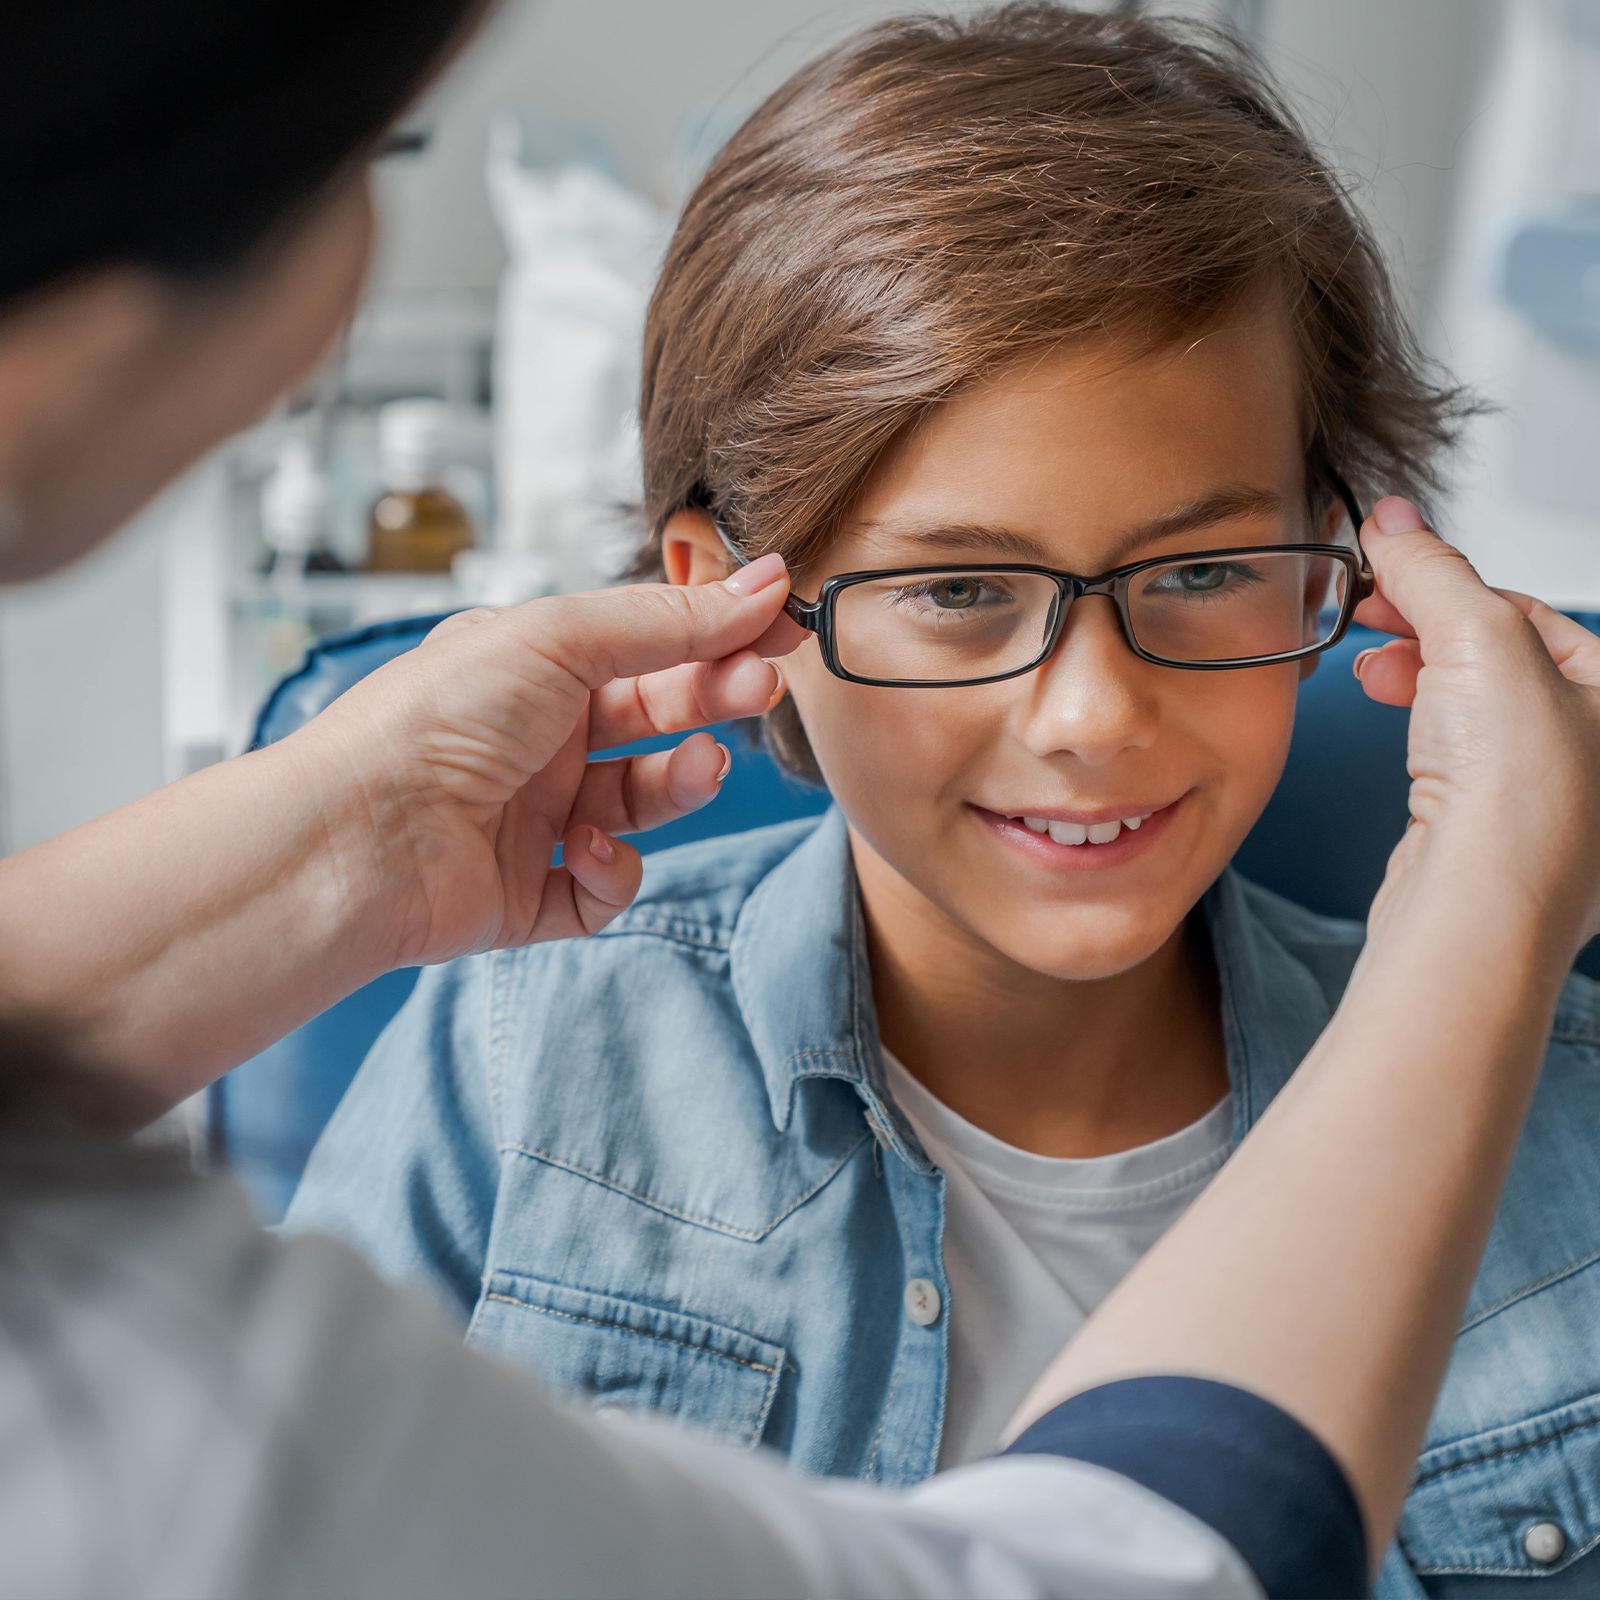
[771,296,1338,989]
[971,793,1189,874]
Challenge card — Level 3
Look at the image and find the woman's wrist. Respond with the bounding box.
[273,724,424,981]
[1365,804,1589,997]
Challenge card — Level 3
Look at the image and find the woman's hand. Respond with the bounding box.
[290,555,804,970]
[1350,496,1600,965]
[0,554,807,1122]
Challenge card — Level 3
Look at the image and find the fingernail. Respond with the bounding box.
[763,658,786,711]
[588,827,616,864]
[1371,496,1424,535]
[724,552,786,595]
[1352,647,1376,680]
[713,742,733,783]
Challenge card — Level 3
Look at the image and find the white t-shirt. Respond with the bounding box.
[883,1050,1235,1468]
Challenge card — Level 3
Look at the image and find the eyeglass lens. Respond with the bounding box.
[831,551,1352,682]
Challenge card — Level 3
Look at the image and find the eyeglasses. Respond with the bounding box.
[712,476,1372,687]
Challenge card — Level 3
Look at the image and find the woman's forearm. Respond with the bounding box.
[0,735,399,1128]
[0,575,798,1133]
[1008,885,1566,1566]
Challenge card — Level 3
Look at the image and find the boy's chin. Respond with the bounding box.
[983,906,1186,983]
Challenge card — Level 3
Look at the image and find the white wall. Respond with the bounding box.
[374,0,1002,293]
[1427,0,1600,606]
[0,506,166,851]
[377,0,1502,321]
[1262,0,1501,329]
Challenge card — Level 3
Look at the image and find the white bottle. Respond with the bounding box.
[261,436,340,576]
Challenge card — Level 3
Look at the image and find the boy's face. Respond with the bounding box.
[783,303,1337,982]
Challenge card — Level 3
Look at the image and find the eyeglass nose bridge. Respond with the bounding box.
[1036,571,1137,664]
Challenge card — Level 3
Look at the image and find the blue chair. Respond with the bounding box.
[209,610,1600,1219]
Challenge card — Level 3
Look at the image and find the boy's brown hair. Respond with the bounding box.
[636,4,1471,778]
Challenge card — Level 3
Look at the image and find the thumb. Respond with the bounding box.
[524,554,797,693]
[1359,497,1517,653]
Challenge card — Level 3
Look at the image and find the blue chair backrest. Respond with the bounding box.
[211,609,1600,1218]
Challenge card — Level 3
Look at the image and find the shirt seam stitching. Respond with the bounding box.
[1549,1022,1600,1048]
[497,1134,872,1240]
[1455,1244,1600,1337]
[1413,1408,1600,1485]
[590,919,731,952]
[481,1292,782,1374]
[485,951,506,1146]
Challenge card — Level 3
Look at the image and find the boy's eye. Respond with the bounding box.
[1177,564,1228,592]
[926,577,983,609]
[1145,560,1267,598]
[888,575,1010,612]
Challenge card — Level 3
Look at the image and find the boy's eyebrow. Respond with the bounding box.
[851,485,1289,566]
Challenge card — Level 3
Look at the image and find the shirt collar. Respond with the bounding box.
[729,809,930,1164]
[1201,870,1337,1143]
[730,806,1334,1157]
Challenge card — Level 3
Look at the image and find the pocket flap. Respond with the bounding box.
[1400,1394,1600,1579]
[469,1270,786,1449]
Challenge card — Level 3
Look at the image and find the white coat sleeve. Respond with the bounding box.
[0,1146,1274,1600]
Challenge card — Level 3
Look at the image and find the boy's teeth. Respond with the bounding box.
[1047,819,1091,846]
[1010,809,1156,845]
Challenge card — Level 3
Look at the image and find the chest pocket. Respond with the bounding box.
[467,1269,786,1449]
[1397,1394,1600,1595]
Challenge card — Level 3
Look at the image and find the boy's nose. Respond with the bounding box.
[1013,595,1161,765]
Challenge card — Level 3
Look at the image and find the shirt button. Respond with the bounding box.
[904,1277,942,1326]
[593,1403,628,1423]
[1523,1521,1566,1565]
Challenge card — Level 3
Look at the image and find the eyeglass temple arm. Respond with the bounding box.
[1327,471,1376,606]
[711,519,821,630]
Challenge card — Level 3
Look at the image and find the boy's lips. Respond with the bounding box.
[968,794,1188,869]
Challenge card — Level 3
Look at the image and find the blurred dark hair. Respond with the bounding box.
[0,0,484,309]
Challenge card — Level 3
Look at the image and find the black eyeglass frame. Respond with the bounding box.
[711,474,1372,687]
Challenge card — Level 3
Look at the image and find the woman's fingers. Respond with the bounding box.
[588,651,786,751]
[527,558,798,692]
[1355,496,1600,686]
[1357,499,1504,636]
[568,732,732,837]
[1353,638,1423,707]
[1350,589,1417,641]
[532,826,647,940]
[1498,592,1600,687]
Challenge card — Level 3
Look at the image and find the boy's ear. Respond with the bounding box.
[661,509,731,586]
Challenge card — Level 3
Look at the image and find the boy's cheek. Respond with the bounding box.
[1180,673,1301,840]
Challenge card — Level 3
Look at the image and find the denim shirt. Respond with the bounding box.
[290,809,1600,1598]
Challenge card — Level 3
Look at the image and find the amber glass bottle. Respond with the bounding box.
[367,400,474,573]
